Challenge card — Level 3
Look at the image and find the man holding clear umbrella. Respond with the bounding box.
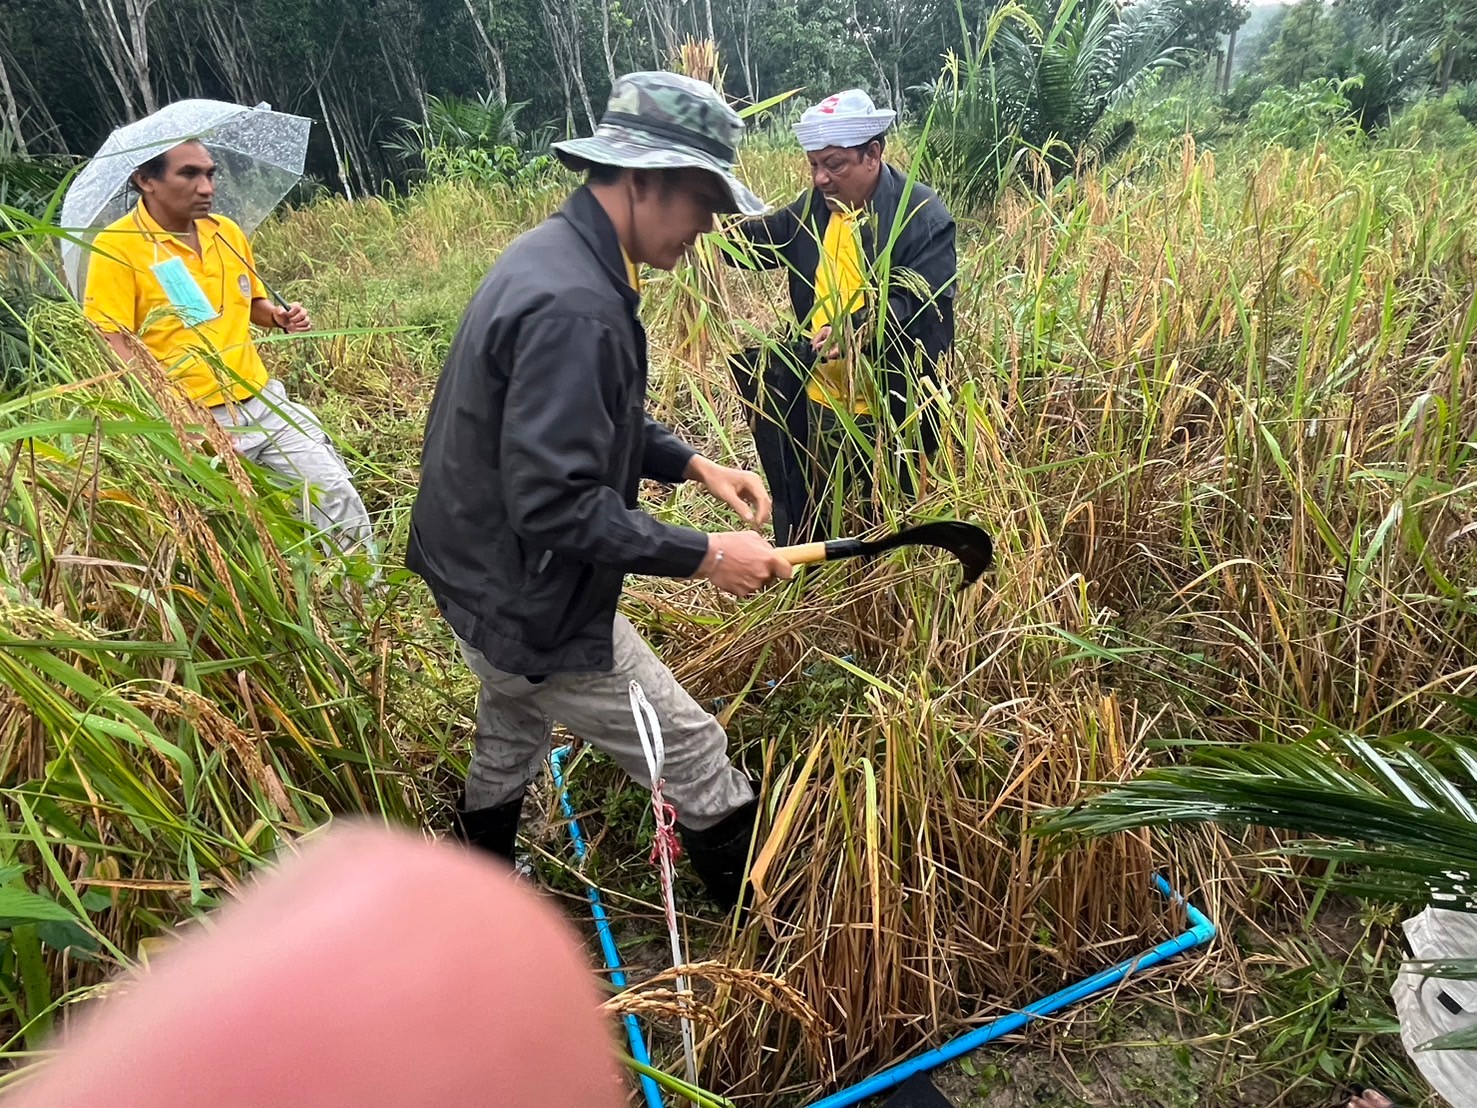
[70,102,373,558]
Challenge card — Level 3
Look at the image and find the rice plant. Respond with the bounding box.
[3,82,1477,1106]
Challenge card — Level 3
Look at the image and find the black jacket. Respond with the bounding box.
[406,188,709,676]
[737,162,957,422]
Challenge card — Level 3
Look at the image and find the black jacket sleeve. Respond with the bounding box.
[500,312,709,577]
[642,414,696,483]
[845,195,955,444]
[728,199,803,270]
[877,197,956,358]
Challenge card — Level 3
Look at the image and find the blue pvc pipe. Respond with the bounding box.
[552,738,1215,1108]
[804,874,1217,1108]
[549,745,665,1108]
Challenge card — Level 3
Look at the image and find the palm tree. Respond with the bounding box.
[420,91,531,152]
[1401,0,1477,95]
[1334,40,1431,131]
[923,0,1189,209]
[384,92,552,185]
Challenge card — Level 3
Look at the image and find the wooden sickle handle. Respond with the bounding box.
[776,541,829,566]
[775,538,867,566]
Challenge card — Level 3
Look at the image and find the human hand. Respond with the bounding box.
[694,531,793,598]
[272,302,312,333]
[686,456,771,527]
[810,325,839,359]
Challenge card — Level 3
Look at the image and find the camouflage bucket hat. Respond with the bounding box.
[553,71,768,217]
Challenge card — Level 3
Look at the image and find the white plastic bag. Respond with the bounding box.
[1392,907,1477,1108]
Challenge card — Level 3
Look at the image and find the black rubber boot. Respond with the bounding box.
[452,789,525,864]
[678,796,761,912]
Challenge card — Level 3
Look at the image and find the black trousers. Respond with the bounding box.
[730,344,930,547]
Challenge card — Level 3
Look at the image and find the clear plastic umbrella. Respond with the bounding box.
[60,99,311,296]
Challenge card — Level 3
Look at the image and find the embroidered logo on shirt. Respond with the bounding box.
[238,273,251,298]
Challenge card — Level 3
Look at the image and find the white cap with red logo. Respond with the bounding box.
[792,89,896,152]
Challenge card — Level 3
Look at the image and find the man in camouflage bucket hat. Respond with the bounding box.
[408,72,790,911]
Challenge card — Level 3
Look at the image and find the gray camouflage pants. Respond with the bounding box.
[210,379,375,557]
[457,615,754,831]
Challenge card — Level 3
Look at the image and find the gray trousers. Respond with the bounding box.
[210,379,375,556]
[457,615,754,831]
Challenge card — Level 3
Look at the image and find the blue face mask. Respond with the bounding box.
[150,257,218,327]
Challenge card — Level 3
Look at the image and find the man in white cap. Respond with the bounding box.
[727,89,957,545]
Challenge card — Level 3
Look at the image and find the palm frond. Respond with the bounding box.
[1040,719,1477,910]
[0,131,72,222]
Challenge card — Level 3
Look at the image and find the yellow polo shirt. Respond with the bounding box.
[83,201,270,407]
[809,210,869,414]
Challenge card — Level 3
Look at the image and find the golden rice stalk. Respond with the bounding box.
[614,960,833,1077]
[603,986,719,1027]
[124,685,294,814]
[670,38,723,93]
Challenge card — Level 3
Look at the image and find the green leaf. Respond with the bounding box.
[1403,958,1477,981]
[0,888,80,925]
[1038,723,1477,908]
[34,919,100,955]
[1419,1025,1477,1051]
[737,88,800,119]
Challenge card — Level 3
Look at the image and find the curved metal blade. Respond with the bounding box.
[858,521,995,587]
